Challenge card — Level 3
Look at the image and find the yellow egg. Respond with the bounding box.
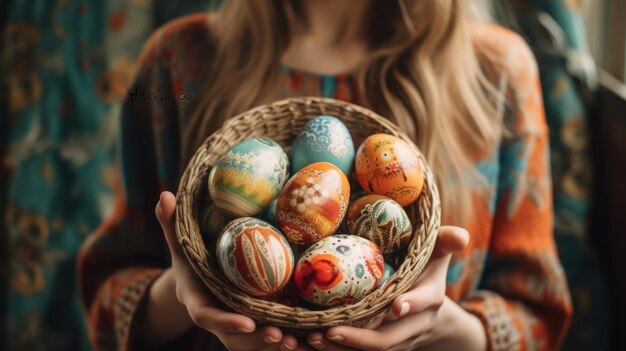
[208,137,289,216]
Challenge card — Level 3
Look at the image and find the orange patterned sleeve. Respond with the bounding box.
[460,28,573,350]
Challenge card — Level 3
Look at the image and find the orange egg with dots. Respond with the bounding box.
[355,134,424,206]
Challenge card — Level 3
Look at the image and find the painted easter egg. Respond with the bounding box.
[355,134,424,206]
[293,234,384,307]
[208,137,289,217]
[378,263,396,287]
[347,195,413,253]
[260,197,279,228]
[290,116,355,175]
[276,162,350,245]
[199,203,236,240]
[216,217,294,297]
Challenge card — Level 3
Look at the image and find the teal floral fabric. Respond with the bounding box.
[499,0,611,350]
[1,1,212,350]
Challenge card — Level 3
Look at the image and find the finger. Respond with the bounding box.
[218,326,284,351]
[326,312,434,351]
[363,312,386,329]
[432,226,469,258]
[307,332,326,350]
[308,332,357,351]
[391,252,452,318]
[390,283,444,319]
[279,334,301,351]
[156,191,185,263]
[191,305,256,334]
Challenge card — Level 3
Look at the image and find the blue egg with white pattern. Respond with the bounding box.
[290,116,354,176]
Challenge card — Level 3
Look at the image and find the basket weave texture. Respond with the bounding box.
[175,97,441,333]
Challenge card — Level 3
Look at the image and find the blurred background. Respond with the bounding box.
[0,0,624,350]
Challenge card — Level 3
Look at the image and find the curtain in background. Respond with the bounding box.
[1,1,212,349]
[0,0,614,350]
[497,0,612,350]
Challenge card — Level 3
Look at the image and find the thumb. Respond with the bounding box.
[156,191,185,264]
[388,226,469,319]
[431,226,469,259]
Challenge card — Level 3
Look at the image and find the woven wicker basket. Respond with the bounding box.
[175,96,441,334]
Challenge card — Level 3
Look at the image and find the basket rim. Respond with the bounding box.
[174,96,441,331]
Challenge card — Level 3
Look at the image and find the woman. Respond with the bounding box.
[78,1,572,350]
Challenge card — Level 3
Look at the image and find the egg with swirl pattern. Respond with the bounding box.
[208,137,289,217]
[216,217,294,297]
[276,162,350,245]
[347,195,413,253]
[290,115,355,175]
[293,234,384,307]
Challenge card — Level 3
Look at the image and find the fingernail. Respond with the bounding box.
[158,193,164,213]
[461,229,470,241]
[280,343,295,351]
[328,334,344,342]
[264,335,280,344]
[398,302,411,317]
[237,327,253,333]
[309,340,326,350]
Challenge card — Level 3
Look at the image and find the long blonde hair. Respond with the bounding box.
[185,0,501,225]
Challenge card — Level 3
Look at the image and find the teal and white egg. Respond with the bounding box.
[290,116,354,176]
[208,137,289,217]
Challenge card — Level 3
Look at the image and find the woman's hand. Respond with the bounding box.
[305,226,487,351]
[141,191,300,351]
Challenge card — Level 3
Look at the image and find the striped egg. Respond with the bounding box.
[216,217,294,297]
[276,162,350,245]
[347,195,413,253]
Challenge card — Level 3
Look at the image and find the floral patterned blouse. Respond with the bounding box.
[78,14,572,351]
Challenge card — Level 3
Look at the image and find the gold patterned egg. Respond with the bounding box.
[276,162,350,245]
